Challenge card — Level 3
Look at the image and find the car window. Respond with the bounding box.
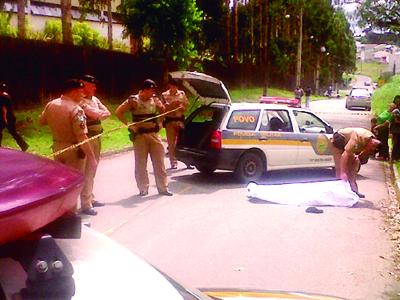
[350,89,369,97]
[259,110,293,132]
[293,111,328,133]
[226,109,260,130]
[191,107,217,123]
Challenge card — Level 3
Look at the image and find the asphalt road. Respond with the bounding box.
[88,97,396,300]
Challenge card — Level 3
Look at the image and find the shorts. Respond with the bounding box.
[332,132,346,150]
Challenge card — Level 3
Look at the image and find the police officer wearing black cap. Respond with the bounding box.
[80,75,111,209]
[0,82,29,151]
[116,79,172,197]
[39,79,98,215]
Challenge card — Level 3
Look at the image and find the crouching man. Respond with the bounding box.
[330,128,380,198]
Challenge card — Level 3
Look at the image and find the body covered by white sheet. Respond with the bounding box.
[247,180,359,207]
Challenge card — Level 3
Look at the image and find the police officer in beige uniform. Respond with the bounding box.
[116,79,172,196]
[330,127,380,198]
[162,78,189,169]
[39,79,98,215]
[80,75,111,209]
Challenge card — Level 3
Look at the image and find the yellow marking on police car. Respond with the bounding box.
[316,134,330,155]
[222,139,310,146]
[233,115,257,123]
[204,290,339,299]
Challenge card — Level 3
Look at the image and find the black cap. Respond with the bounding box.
[81,74,98,84]
[141,79,157,90]
[63,79,84,92]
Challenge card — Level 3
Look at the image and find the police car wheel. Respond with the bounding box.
[235,152,264,183]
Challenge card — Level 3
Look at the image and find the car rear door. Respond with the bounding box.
[291,110,333,167]
[257,109,299,168]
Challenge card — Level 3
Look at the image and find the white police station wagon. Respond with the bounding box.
[171,71,335,182]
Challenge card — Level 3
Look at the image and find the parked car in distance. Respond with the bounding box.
[345,88,372,111]
[171,71,335,183]
[364,80,371,86]
[259,96,301,108]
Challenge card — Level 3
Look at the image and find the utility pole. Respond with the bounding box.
[295,6,303,88]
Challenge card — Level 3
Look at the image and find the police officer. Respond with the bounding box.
[162,78,189,169]
[80,75,111,208]
[330,127,380,198]
[115,79,172,196]
[39,79,98,215]
[0,82,29,151]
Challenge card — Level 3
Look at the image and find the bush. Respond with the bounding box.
[372,75,400,114]
[0,12,17,37]
[43,20,63,42]
[72,22,107,47]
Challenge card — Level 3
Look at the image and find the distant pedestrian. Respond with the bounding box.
[162,77,189,169]
[80,75,111,209]
[0,82,29,151]
[115,79,172,197]
[39,79,98,215]
[294,86,304,107]
[305,86,312,108]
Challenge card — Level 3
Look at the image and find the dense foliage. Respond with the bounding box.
[359,0,400,34]
[1,0,356,89]
[118,0,203,69]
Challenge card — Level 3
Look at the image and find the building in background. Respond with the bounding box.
[2,0,129,46]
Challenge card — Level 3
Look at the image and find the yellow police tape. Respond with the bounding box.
[47,107,181,159]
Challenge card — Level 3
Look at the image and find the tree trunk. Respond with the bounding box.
[107,0,113,50]
[225,0,231,62]
[258,0,263,64]
[315,53,320,95]
[262,0,269,96]
[233,0,238,62]
[295,6,303,88]
[17,0,25,39]
[60,0,73,44]
[250,2,254,63]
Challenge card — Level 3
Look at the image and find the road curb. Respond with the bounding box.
[391,161,400,194]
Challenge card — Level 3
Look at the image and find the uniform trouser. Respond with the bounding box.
[331,144,360,193]
[0,123,28,151]
[305,96,310,108]
[377,127,389,159]
[134,132,168,193]
[53,142,89,211]
[165,121,182,167]
[392,133,400,161]
[80,137,101,207]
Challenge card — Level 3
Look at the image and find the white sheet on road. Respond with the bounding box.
[246,180,359,207]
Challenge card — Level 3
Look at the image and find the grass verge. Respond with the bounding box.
[355,60,386,83]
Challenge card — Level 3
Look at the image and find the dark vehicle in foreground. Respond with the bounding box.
[172,71,334,183]
[0,148,343,299]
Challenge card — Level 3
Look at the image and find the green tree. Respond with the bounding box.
[118,0,203,69]
[43,20,63,42]
[72,22,107,47]
[195,0,225,61]
[79,0,114,50]
[0,12,17,37]
[359,0,400,34]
